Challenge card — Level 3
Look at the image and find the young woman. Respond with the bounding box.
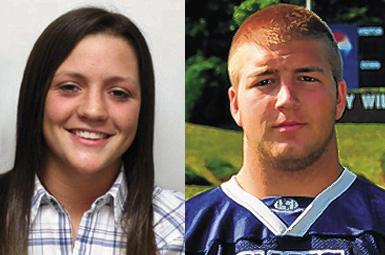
[0,7,184,255]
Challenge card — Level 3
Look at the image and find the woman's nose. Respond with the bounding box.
[77,90,108,121]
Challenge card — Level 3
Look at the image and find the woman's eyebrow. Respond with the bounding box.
[104,76,139,87]
[53,71,88,82]
[53,71,138,86]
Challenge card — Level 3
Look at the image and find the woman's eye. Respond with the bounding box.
[256,79,273,87]
[58,84,80,93]
[110,89,130,99]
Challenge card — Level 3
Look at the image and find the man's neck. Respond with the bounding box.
[236,140,342,198]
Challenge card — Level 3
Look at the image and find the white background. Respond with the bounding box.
[0,0,184,192]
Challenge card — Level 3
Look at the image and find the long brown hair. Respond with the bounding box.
[0,7,156,255]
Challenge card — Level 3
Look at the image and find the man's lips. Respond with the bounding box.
[272,121,306,132]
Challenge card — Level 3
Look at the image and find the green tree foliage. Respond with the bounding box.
[186,0,241,59]
[186,0,240,126]
[185,164,211,185]
[317,0,385,24]
[205,156,238,182]
[231,0,279,29]
[381,152,385,175]
[185,54,226,121]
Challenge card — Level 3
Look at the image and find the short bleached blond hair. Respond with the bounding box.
[228,4,342,88]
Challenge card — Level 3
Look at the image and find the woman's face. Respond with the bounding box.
[43,33,141,176]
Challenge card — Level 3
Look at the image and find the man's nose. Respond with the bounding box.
[274,81,299,111]
[77,89,108,121]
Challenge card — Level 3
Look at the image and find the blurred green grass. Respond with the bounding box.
[186,122,385,199]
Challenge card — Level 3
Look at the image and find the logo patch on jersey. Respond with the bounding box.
[237,250,345,255]
[273,198,299,211]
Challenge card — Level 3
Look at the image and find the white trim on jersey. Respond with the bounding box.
[221,168,356,237]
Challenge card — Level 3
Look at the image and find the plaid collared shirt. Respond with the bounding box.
[29,172,185,254]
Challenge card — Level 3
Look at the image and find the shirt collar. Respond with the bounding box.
[31,168,127,226]
[104,169,127,224]
[31,175,57,224]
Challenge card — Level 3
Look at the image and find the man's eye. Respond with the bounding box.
[59,84,80,93]
[256,79,273,87]
[300,76,318,82]
[110,89,129,99]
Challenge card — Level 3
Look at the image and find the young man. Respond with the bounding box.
[186,4,385,255]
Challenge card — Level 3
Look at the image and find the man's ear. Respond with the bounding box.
[228,86,242,127]
[336,80,347,120]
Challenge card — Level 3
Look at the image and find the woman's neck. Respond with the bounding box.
[41,158,121,242]
[41,158,120,216]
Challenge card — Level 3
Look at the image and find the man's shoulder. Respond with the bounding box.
[186,186,245,219]
[186,187,228,253]
[186,186,226,209]
[186,185,261,253]
[356,174,385,190]
[350,175,385,205]
[351,175,385,215]
[319,174,385,235]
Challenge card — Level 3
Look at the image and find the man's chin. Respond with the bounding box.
[260,147,324,172]
[269,156,317,171]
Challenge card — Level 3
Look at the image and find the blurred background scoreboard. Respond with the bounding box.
[331,24,385,122]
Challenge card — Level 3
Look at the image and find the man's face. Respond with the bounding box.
[228,40,346,170]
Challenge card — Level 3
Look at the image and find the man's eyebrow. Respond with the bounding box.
[295,66,325,73]
[246,68,277,78]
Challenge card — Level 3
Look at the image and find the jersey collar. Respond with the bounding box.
[220,168,356,237]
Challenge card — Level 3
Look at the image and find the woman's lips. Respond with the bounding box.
[67,129,112,146]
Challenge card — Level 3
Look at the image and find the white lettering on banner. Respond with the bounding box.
[237,250,345,255]
[360,60,382,70]
[358,26,384,37]
[376,94,385,109]
[346,94,355,110]
[361,94,375,109]
[361,94,385,110]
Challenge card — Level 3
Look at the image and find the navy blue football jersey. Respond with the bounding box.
[186,169,385,254]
